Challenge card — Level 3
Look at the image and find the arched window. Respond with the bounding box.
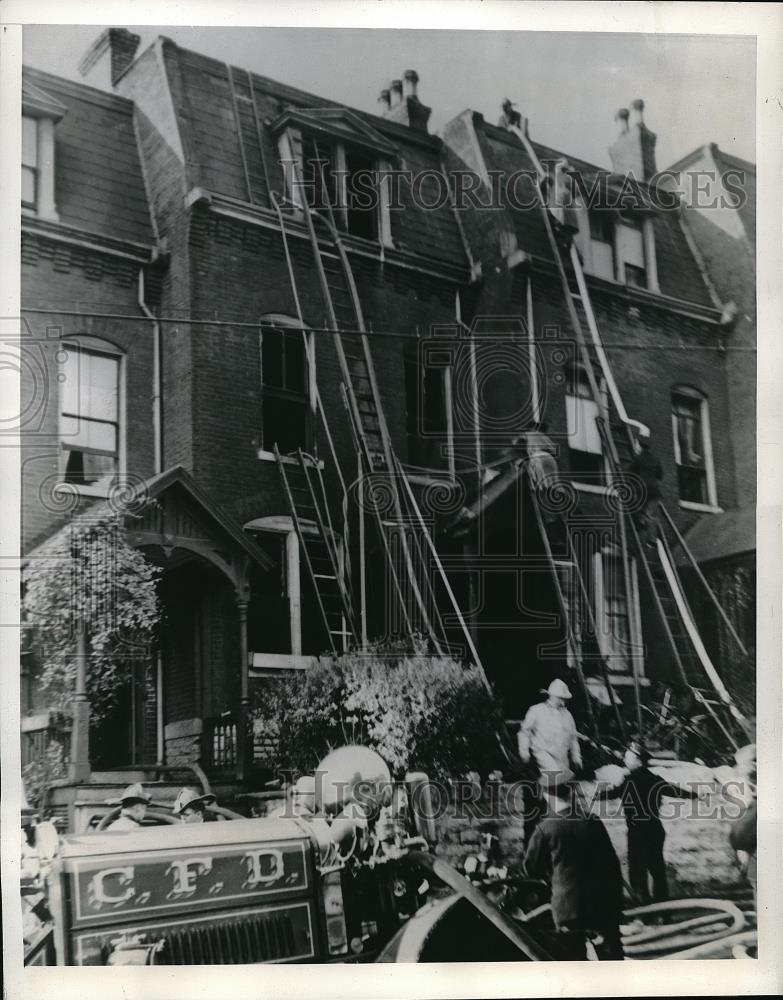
[671,385,717,508]
[59,337,124,490]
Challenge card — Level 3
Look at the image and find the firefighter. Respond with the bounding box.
[595,741,699,903]
[106,783,151,831]
[524,773,624,960]
[518,679,583,778]
[172,787,217,824]
[267,775,317,819]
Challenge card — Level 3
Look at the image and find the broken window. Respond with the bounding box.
[59,344,120,487]
[671,386,716,506]
[261,325,309,454]
[595,552,636,674]
[296,134,380,241]
[565,365,604,483]
[404,343,452,472]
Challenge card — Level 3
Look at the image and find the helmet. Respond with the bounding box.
[543,679,573,699]
[315,745,392,816]
[119,783,151,806]
[173,787,216,815]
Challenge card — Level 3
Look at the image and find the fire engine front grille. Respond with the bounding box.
[160,911,299,964]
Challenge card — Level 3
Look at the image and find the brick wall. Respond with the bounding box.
[21,240,156,551]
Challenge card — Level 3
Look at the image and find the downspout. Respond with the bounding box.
[138,267,163,474]
[138,267,164,763]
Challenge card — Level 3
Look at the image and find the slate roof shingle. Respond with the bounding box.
[23,66,155,247]
[475,120,715,308]
[162,42,468,270]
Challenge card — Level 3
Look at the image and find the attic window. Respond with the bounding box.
[273,109,394,247]
[617,213,647,288]
[22,116,38,210]
[21,78,64,221]
[587,212,615,281]
[299,135,380,241]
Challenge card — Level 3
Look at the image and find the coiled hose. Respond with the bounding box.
[621,898,747,958]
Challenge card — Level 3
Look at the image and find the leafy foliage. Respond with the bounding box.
[23,509,161,724]
[22,738,67,812]
[251,648,502,779]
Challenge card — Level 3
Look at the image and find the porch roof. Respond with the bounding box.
[25,465,274,584]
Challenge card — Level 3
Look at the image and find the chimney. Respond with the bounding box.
[378,88,391,114]
[389,80,403,108]
[380,70,432,133]
[608,97,657,181]
[78,27,141,89]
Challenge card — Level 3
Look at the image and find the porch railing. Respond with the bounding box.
[202,714,239,771]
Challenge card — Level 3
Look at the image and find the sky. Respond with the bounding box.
[22,25,756,170]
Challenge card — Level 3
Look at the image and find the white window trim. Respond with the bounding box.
[56,337,126,498]
[245,515,346,661]
[22,115,58,222]
[593,549,644,678]
[280,127,390,247]
[259,313,315,450]
[671,385,718,509]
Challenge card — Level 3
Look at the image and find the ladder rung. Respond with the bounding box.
[314,574,337,580]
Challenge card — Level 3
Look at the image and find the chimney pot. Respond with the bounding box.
[389,80,403,108]
[615,108,630,134]
[378,88,391,113]
[630,98,645,127]
[403,69,419,100]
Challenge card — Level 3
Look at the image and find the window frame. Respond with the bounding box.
[259,315,314,457]
[22,115,38,212]
[616,212,647,288]
[58,338,125,496]
[278,127,392,247]
[404,341,455,479]
[671,385,719,510]
[565,363,606,486]
[593,549,645,680]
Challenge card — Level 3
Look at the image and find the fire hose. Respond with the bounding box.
[620,898,747,957]
[517,897,752,958]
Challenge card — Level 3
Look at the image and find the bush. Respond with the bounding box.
[22,739,67,812]
[251,649,502,780]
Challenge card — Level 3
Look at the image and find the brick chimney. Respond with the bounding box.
[608,99,657,181]
[380,70,431,133]
[78,28,142,89]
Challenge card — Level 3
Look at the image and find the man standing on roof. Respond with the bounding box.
[518,679,583,778]
[498,98,522,130]
[594,741,699,903]
[106,783,151,831]
[627,426,663,548]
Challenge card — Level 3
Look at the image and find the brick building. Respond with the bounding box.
[20,29,754,809]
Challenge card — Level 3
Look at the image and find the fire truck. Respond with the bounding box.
[22,746,553,965]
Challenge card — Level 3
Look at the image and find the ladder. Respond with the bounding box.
[271,164,443,651]
[527,480,628,743]
[502,120,751,747]
[274,446,359,654]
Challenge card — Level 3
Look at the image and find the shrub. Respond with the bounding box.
[251,649,502,780]
[22,739,67,812]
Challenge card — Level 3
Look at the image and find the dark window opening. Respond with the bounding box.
[261,328,308,454]
[672,390,709,504]
[300,135,379,241]
[247,537,291,655]
[404,347,450,470]
[345,148,378,240]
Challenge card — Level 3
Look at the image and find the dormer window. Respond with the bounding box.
[271,107,396,248]
[617,213,646,287]
[21,74,66,221]
[22,116,38,210]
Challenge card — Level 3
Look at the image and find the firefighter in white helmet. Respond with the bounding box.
[172,787,217,824]
[518,679,583,777]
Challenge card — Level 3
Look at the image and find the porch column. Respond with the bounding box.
[68,623,91,783]
[236,599,249,781]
